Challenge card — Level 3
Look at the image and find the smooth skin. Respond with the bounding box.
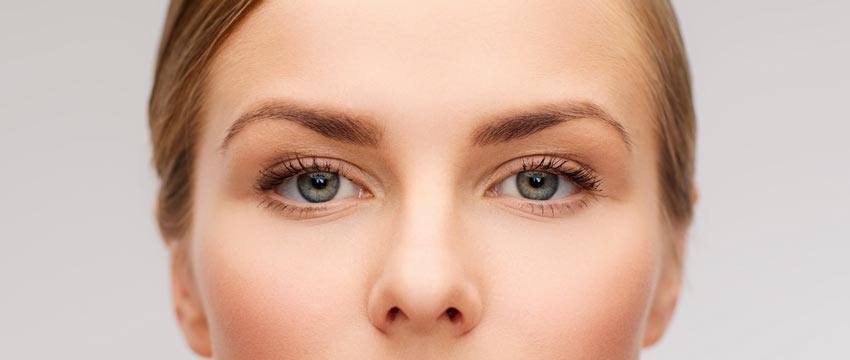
[169,0,688,358]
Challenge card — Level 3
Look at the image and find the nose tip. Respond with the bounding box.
[367,276,482,337]
[366,184,483,339]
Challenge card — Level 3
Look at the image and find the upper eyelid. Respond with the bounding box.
[483,154,589,186]
[260,156,376,194]
[254,154,601,221]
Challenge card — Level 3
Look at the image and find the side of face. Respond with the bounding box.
[168,0,685,359]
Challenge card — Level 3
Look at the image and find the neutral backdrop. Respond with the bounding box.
[1,1,847,359]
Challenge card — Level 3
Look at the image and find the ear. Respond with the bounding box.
[642,184,698,347]
[169,240,213,357]
[641,240,683,347]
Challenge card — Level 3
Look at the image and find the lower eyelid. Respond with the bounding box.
[255,171,374,220]
[493,195,595,218]
[258,195,361,219]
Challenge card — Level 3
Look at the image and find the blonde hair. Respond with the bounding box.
[631,0,696,226]
[148,0,695,241]
[149,0,259,239]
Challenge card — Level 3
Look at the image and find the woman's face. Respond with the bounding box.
[172,0,684,358]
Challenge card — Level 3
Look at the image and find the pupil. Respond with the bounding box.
[311,175,327,189]
[529,175,545,188]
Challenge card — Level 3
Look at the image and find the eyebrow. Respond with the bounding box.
[221,99,631,151]
[220,101,383,150]
[471,101,633,150]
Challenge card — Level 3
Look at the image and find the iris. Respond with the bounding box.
[296,172,340,203]
[515,171,559,200]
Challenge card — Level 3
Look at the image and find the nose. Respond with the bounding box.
[366,199,483,338]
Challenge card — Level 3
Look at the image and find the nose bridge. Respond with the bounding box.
[367,162,482,337]
[392,156,461,255]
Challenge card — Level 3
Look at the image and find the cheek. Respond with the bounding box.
[474,204,662,359]
[190,203,373,359]
[188,141,665,359]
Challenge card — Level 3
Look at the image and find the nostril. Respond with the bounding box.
[445,307,461,322]
[387,306,401,322]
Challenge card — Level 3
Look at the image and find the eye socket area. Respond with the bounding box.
[254,155,375,219]
[254,154,600,219]
[483,155,603,217]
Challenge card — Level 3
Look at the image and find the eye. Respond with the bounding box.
[274,171,362,203]
[497,170,578,201]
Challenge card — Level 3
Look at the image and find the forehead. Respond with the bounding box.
[205,0,651,145]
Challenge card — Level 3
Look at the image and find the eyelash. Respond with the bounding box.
[485,154,604,218]
[254,155,365,219]
[253,154,604,219]
[517,155,601,191]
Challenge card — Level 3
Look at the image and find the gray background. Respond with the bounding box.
[1,1,847,359]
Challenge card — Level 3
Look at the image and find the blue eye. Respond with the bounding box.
[498,171,577,201]
[275,171,360,203]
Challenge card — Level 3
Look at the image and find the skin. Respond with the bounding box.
[169,0,689,358]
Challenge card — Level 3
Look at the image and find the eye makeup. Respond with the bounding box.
[484,154,605,218]
[253,154,373,219]
[252,152,605,220]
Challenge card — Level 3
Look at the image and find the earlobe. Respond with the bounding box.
[169,240,213,357]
